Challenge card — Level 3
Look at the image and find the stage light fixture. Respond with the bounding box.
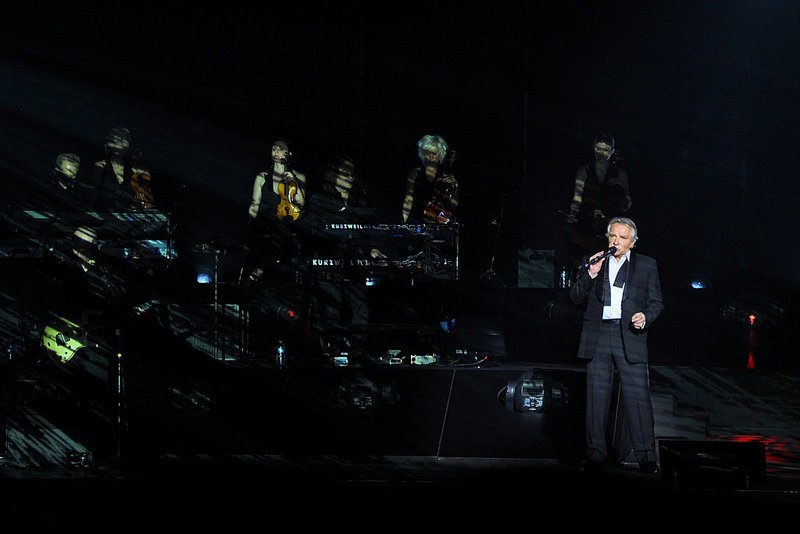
[193,252,214,283]
[688,273,710,289]
[502,369,571,413]
[505,370,545,412]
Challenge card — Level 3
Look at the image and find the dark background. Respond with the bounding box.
[2,1,798,292]
[1,6,799,518]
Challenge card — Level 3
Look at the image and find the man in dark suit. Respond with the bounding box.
[570,216,664,474]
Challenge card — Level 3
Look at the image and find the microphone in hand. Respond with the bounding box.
[583,246,617,268]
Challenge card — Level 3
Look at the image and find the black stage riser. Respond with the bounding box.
[120,366,587,463]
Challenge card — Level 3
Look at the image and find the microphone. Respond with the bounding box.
[583,246,617,268]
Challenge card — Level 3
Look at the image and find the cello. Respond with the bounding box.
[423,149,457,224]
[130,171,156,208]
[423,176,457,223]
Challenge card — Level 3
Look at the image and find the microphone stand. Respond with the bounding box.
[115,325,126,468]
[480,194,506,283]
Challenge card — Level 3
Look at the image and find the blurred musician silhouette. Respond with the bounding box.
[51,153,81,190]
[244,139,307,283]
[90,127,155,210]
[44,153,93,208]
[566,133,631,268]
[401,134,459,224]
[5,152,92,210]
[41,225,166,340]
[299,153,383,361]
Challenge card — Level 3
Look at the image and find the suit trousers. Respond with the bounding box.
[585,320,656,465]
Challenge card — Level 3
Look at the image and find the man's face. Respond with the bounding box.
[272,142,290,162]
[593,142,613,161]
[607,222,636,258]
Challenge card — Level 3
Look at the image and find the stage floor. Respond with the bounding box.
[1,275,799,524]
[1,361,799,527]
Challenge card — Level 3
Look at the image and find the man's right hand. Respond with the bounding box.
[588,250,606,277]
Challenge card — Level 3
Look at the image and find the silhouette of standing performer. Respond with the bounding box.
[566,133,630,269]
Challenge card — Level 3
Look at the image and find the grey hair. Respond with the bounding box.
[416,134,448,165]
[607,216,638,241]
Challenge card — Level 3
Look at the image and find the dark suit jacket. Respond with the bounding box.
[570,252,664,364]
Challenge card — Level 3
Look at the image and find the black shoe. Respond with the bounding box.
[579,459,605,473]
[639,461,659,475]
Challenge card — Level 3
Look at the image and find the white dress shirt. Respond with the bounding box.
[603,251,630,320]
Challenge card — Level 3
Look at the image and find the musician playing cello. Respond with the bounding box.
[401,134,459,224]
[245,139,307,282]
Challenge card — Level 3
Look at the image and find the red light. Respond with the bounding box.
[288,310,296,318]
[748,314,757,325]
[722,434,796,470]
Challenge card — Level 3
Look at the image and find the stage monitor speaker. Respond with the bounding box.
[658,439,766,489]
